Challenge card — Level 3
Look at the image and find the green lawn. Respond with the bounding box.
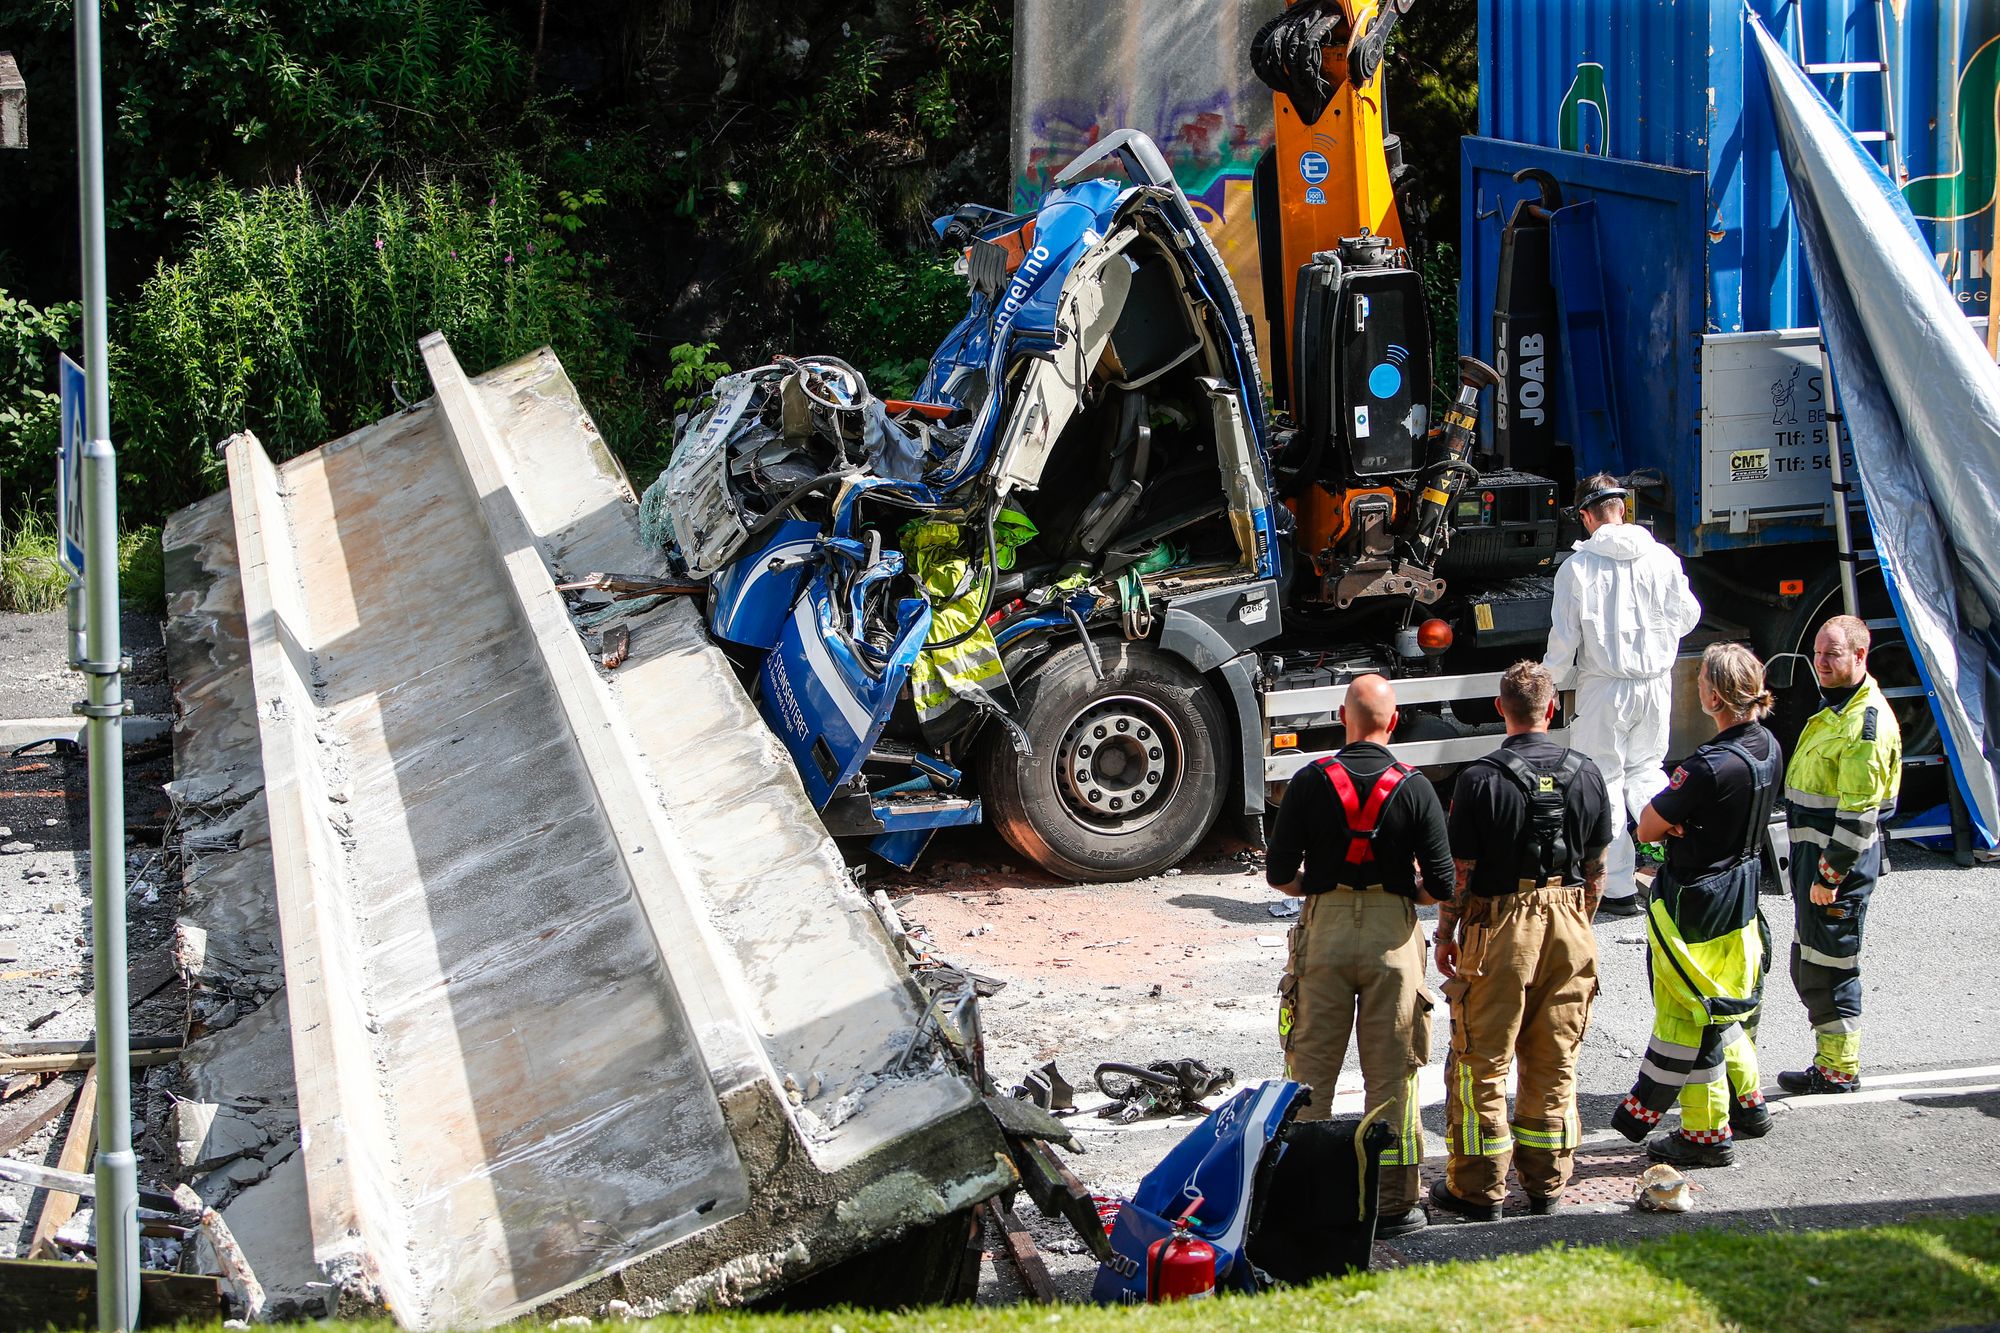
[278,1214,2000,1333]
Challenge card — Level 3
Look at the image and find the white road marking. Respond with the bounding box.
[1836,1063,2000,1089]
[1058,1064,2000,1137]
[1779,1081,2000,1108]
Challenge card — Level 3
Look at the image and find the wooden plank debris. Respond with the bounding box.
[173,1183,266,1320]
[1,1035,183,1057]
[950,1206,985,1304]
[27,1067,95,1259]
[989,1200,1058,1303]
[0,1076,75,1155]
[0,1046,181,1076]
[1005,1134,1117,1265]
[0,1259,222,1328]
[0,1159,186,1215]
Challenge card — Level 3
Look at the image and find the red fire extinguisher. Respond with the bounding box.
[1145,1197,1216,1303]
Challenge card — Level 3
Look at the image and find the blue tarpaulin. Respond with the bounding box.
[1751,11,2000,845]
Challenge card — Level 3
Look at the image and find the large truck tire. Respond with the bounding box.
[982,638,1231,882]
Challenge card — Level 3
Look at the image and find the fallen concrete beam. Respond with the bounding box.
[166,341,1010,1327]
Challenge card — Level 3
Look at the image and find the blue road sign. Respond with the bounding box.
[57,354,86,577]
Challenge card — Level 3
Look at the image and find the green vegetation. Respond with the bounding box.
[134,1214,2000,1333]
[119,523,166,614]
[0,0,526,233]
[775,210,966,400]
[1415,240,1460,416]
[0,513,171,614]
[113,166,636,519]
[0,0,1487,549]
[0,289,79,511]
[664,342,734,417]
[0,509,67,613]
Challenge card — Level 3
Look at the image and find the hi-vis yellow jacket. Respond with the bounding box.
[1784,673,1901,876]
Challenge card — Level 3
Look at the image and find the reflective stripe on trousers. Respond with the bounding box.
[1281,888,1432,1213]
[1441,885,1597,1206]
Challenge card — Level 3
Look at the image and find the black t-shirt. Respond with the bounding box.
[1267,742,1456,901]
[1649,721,1781,879]
[1448,733,1615,896]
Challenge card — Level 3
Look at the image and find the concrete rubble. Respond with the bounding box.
[158,339,1014,1327]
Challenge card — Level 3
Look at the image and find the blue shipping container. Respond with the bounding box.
[1464,1,1999,555]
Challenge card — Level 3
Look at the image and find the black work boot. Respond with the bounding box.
[1428,1180,1503,1222]
[1375,1206,1427,1238]
[1526,1193,1564,1216]
[1777,1066,1860,1095]
[1597,894,1645,919]
[1646,1129,1734,1168]
[1730,1099,1772,1139]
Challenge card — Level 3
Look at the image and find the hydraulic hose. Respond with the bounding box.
[920,501,1002,653]
[1401,355,1499,568]
[740,469,854,547]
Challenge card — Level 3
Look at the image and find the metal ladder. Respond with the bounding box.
[1792,0,1905,184]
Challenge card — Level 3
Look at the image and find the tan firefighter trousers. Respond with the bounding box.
[1441,882,1599,1206]
[1279,887,1433,1215]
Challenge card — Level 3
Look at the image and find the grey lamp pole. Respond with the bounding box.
[72,3,139,1327]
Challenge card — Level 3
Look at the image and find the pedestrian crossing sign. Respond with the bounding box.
[57,354,86,577]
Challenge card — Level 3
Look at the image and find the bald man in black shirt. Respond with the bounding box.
[1269,674,1454,1237]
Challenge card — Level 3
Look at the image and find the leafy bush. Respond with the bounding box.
[0,0,527,234]
[1385,0,1479,244]
[0,290,79,514]
[113,165,638,519]
[775,210,964,400]
[1416,240,1460,415]
[663,342,732,415]
[0,514,169,614]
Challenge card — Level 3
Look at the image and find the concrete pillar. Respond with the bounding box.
[0,52,24,149]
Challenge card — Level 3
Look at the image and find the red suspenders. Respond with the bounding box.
[1314,757,1415,865]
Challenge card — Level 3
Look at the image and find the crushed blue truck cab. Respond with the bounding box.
[644,131,1538,881]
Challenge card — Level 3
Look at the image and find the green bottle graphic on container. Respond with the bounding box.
[1559,62,1610,157]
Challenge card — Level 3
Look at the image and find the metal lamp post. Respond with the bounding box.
[68,3,139,1327]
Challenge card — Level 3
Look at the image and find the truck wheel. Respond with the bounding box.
[982,639,1230,882]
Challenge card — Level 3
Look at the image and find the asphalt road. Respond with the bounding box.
[896,826,2000,1297]
[6,600,1993,1296]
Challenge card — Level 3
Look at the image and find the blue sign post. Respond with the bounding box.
[57,353,86,577]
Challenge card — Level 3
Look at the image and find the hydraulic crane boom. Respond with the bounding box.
[1253,0,1412,411]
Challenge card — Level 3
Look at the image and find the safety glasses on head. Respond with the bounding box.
[1564,484,1631,523]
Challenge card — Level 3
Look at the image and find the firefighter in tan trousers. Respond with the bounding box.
[1433,661,1615,1220]
[1269,675,1456,1239]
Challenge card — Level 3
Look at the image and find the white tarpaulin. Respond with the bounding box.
[1752,11,2000,843]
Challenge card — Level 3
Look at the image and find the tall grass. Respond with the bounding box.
[114,165,638,521]
[0,510,68,614]
[0,513,170,615]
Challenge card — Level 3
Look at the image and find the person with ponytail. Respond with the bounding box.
[1611,642,1781,1167]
